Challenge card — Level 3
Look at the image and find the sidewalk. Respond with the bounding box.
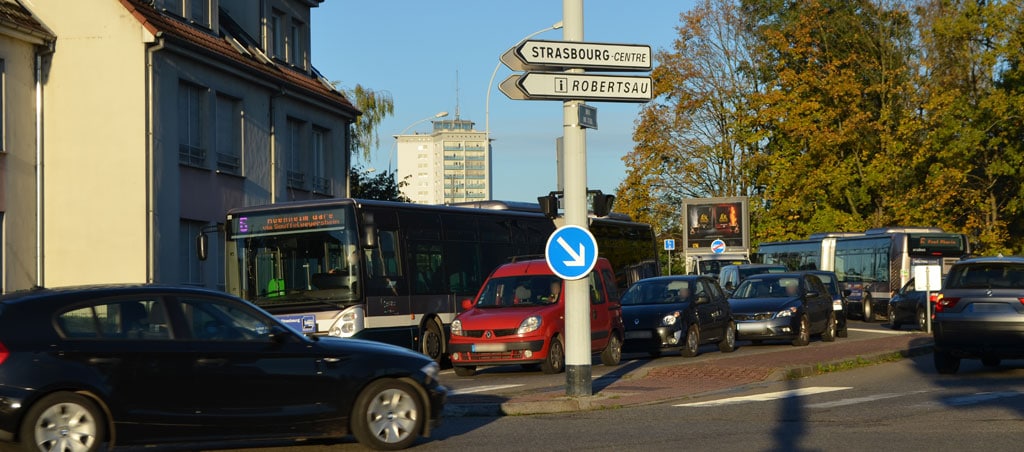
[444,332,934,416]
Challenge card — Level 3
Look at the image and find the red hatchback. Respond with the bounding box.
[448,258,624,376]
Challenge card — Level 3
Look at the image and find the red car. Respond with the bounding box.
[448,258,624,376]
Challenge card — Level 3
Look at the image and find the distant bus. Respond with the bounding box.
[215,198,659,362]
[755,228,970,321]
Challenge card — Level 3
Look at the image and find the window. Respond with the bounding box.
[287,117,305,189]
[158,0,210,28]
[215,94,241,174]
[311,127,330,192]
[0,59,5,153]
[58,299,170,340]
[270,10,285,59]
[289,20,303,66]
[180,220,205,285]
[179,297,275,341]
[178,81,207,167]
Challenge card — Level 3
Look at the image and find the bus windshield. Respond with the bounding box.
[229,205,363,308]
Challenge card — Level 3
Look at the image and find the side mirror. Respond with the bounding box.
[842,289,852,297]
[695,294,710,305]
[461,298,475,310]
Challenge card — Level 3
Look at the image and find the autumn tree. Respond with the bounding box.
[617,0,761,237]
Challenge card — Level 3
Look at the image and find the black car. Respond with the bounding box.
[887,278,934,331]
[728,273,838,346]
[932,256,1024,374]
[620,276,736,357]
[797,270,850,338]
[0,284,446,451]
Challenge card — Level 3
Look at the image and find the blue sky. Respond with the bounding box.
[311,1,696,202]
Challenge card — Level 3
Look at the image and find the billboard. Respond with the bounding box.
[682,197,749,252]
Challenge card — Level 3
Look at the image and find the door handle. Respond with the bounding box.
[88,357,121,365]
[196,358,228,366]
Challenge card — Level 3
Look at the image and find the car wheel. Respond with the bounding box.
[351,378,425,451]
[792,315,810,346]
[718,321,737,353]
[888,305,902,330]
[600,332,622,366]
[19,392,105,452]
[540,336,565,374]
[821,312,837,342]
[421,320,445,364]
[981,357,1001,367]
[916,308,928,331]
[680,325,700,357]
[862,297,875,322]
[934,350,960,375]
[453,366,476,377]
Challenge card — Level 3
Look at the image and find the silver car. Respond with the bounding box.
[933,256,1024,374]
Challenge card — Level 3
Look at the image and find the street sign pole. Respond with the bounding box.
[562,0,591,398]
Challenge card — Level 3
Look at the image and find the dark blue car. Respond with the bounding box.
[728,273,837,346]
[620,275,736,358]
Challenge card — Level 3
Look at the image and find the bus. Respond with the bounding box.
[214,198,659,362]
[755,228,970,321]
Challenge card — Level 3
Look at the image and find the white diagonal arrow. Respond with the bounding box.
[556,236,586,267]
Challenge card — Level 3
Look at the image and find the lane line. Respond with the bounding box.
[675,386,852,407]
[844,327,915,335]
[807,390,932,409]
[449,384,525,395]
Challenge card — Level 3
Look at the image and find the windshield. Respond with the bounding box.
[233,206,363,307]
[946,262,1024,289]
[475,276,563,307]
[732,277,802,299]
[621,279,694,305]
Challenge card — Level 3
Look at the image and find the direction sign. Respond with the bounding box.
[545,225,599,280]
[500,40,652,72]
[500,72,653,103]
[711,239,727,254]
[664,239,675,251]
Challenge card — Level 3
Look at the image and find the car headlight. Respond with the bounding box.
[775,307,798,318]
[517,316,542,334]
[420,361,440,384]
[330,305,364,337]
[451,319,463,336]
[662,311,680,326]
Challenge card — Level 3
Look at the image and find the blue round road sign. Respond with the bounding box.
[711,239,727,254]
[545,225,599,280]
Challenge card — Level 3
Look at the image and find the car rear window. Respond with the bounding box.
[946,263,1024,289]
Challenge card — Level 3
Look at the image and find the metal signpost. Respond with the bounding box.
[499,0,652,398]
[913,264,942,333]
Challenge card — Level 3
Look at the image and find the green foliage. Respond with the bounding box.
[349,166,409,202]
[333,83,395,161]
[622,0,1024,254]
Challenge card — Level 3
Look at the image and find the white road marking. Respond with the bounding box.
[675,387,852,407]
[944,391,1024,406]
[806,390,932,409]
[844,327,913,335]
[449,384,525,395]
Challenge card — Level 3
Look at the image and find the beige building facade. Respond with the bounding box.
[396,118,491,205]
[0,0,359,293]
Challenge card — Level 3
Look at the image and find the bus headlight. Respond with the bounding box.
[330,305,364,337]
[451,319,463,336]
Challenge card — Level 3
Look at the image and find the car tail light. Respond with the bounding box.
[935,295,959,313]
[0,341,8,366]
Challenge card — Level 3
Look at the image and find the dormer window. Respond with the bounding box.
[158,0,213,29]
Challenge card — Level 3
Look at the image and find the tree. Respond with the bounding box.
[340,84,395,161]
[617,0,761,236]
[350,166,410,202]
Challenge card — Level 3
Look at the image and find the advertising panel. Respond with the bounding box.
[682,197,749,251]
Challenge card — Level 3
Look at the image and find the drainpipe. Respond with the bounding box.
[35,44,54,289]
[270,87,285,202]
[145,32,166,283]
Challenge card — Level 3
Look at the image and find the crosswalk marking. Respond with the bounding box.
[449,384,524,395]
[674,386,852,407]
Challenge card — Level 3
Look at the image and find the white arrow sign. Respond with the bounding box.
[501,40,652,72]
[500,72,653,103]
[556,236,586,267]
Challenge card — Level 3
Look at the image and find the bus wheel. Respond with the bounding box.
[421,320,445,363]
[862,297,875,322]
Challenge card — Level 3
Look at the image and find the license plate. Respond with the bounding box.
[471,343,508,352]
[969,303,1005,313]
[625,330,652,339]
[833,300,843,311]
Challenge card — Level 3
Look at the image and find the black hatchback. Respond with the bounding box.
[620,276,736,358]
[0,284,446,451]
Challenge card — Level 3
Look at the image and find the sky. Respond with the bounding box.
[310,1,696,203]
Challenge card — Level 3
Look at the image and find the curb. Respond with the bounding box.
[443,341,934,417]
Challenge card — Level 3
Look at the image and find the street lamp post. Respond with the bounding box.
[485,21,563,156]
[388,111,449,173]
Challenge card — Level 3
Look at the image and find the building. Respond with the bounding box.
[0,0,359,293]
[396,117,491,205]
